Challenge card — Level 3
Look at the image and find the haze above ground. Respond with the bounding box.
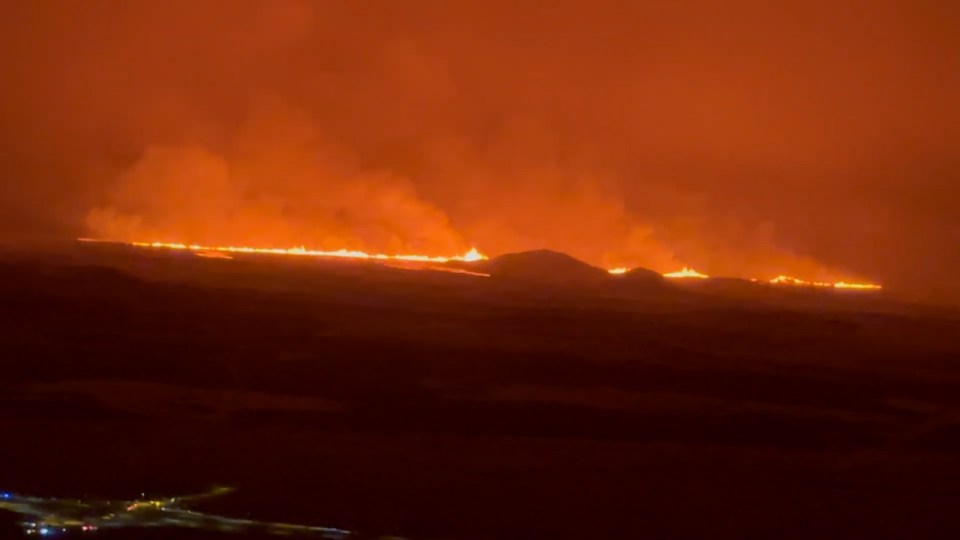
[2,1,959,304]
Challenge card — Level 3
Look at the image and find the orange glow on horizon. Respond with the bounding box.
[663,267,710,279]
[616,266,881,290]
[767,275,881,290]
[834,281,883,290]
[78,238,487,264]
[78,238,881,290]
[769,275,833,287]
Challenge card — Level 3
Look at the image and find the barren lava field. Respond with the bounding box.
[1,242,959,539]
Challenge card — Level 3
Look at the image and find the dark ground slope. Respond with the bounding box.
[1,246,960,539]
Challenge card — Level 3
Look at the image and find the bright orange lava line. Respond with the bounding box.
[609,265,881,290]
[78,238,487,264]
[80,238,880,290]
[663,267,710,279]
[767,275,881,290]
[769,275,833,287]
[834,281,883,290]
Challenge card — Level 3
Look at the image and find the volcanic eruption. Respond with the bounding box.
[4,1,942,297]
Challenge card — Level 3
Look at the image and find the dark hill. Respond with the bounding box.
[483,249,610,284]
[609,265,671,296]
[620,266,665,284]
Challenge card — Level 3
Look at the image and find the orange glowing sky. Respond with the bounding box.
[1,1,958,302]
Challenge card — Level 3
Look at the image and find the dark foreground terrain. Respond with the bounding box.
[2,242,960,539]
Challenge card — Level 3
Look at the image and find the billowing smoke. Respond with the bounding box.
[84,102,856,281]
[86,102,467,255]
[2,1,959,299]
[85,104,684,268]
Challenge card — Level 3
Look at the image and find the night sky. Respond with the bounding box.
[1,1,958,302]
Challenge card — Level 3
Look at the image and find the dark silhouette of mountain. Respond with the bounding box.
[608,266,671,296]
[620,266,665,283]
[483,249,610,284]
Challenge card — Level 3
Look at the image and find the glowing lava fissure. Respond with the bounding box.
[625,267,881,290]
[78,238,487,264]
[662,267,710,279]
[78,238,880,290]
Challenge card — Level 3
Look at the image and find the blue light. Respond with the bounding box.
[39,527,51,536]
[0,492,11,499]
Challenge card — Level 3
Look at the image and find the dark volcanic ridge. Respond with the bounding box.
[617,266,665,283]
[0,240,898,307]
[452,248,666,288]
[471,249,612,284]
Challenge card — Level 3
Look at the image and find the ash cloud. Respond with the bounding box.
[86,101,467,254]
[2,1,959,301]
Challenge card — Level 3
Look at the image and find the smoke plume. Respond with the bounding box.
[2,1,958,300]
